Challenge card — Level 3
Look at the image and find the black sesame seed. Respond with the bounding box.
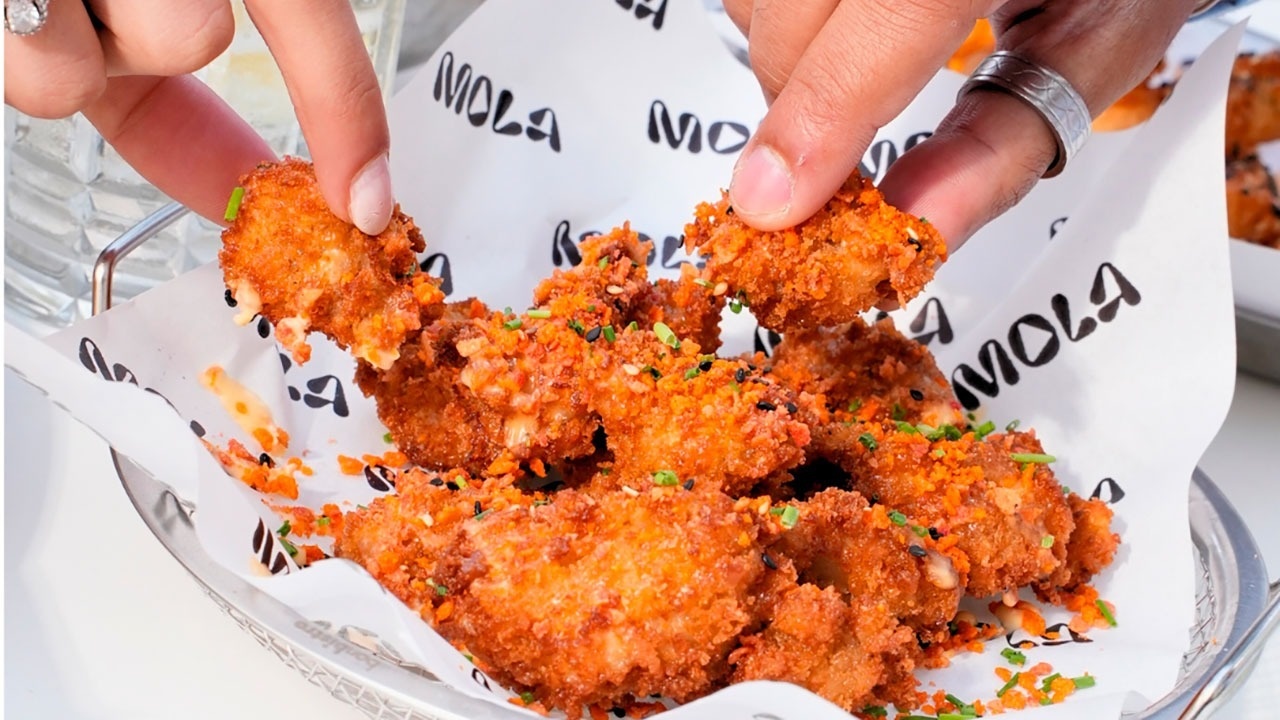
[647,367,662,379]
[585,326,602,342]
[698,359,714,372]
[869,494,879,505]
[908,545,927,558]
[784,402,798,414]
[928,527,941,541]
[756,401,777,411]
[224,288,238,307]
[612,708,626,718]
[747,363,757,371]
[473,501,483,517]
[762,366,772,374]
[907,237,923,250]
[682,479,695,491]
[762,553,778,569]
[429,478,445,487]
[258,453,274,467]
[735,368,747,383]
[725,206,735,216]
[910,388,924,401]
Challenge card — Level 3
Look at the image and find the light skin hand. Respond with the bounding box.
[4,0,393,235]
[722,0,1199,252]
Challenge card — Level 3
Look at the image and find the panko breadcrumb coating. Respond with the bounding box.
[219,158,441,369]
[1227,51,1280,160]
[1226,155,1280,248]
[683,174,946,330]
[628,263,727,353]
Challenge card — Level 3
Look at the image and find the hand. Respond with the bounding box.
[721,0,1198,250]
[3,0,393,235]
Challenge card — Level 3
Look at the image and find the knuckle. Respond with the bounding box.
[9,59,106,118]
[149,3,235,74]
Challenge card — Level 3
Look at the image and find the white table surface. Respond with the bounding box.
[3,357,1279,720]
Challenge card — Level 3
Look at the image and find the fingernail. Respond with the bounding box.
[349,153,392,235]
[730,144,793,217]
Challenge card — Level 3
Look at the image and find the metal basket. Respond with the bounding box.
[93,203,1280,720]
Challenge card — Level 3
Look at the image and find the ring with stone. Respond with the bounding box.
[5,0,50,36]
[959,50,1093,179]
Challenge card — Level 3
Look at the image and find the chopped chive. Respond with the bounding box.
[503,306,513,316]
[527,308,551,319]
[473,509,492,521]
[1000,647,1026,666]
[729,379,741,393]
[780,505,799,529]
[941,424,963,440]
[277,520,292,536]
[939,713,969,720]
[694,278,713,288]
[888,510,907,526]
[997,672,1021,697]
[1040,673,1061,692]
[892,403,906,421]
[626,321,638,332]
[1041,534,1055,548]
[848,398,862,413]
[917,423,939,440]
[568,319,586,335]
[894,421,919,435]
[862,707,887,718]
[597,257,609,269]
[520,691,536,705]
[279,536,298,557]
[1096,599,1117,627]
[1062,484,1072,494]
[944,695,968,711]
[317,516,331,527]
[587,304,596,312]
[974,420,996,440]
[683,367,701,380]
[728,298,744,314]
[383,431,393,443]
[224,186,245,222]
[602,325,616,342]
[911,524,929,538]
[858,433,878,451]
[652,470,679,486]
[1011,452,1056,464]
[654,322,680,349]
[503,318,523,330]
[1072,675,1097,689]
[435,582,448,596]
[598,468,611,476]
[1006,419,1021,432]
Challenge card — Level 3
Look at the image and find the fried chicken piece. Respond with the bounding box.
[770,317,965,428]
[1037,494,1120,602]
[729,583,920,712]
[532,224,655,328]
[772,489,962,641]
[683,174,946,330]
[1226,155,1280,248]
[1227,51,1280,159]
[432,487,770,715]
[334,468,536,615]
[628,263,727,353]
[585,328,811,495]
[355,299,511,473]
[220,158,441,369]
[845,427,1074,599]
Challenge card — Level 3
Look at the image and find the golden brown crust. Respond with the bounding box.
[683,174,946,330]
[219,158,439,369]
[1227,51,1280,159]
[1226,155,1280,248]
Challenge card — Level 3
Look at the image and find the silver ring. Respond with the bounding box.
[4,0,50,36]
[959,51,1091,178]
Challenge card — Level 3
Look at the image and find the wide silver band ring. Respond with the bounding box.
[4,0,50,35]
[959,51,1091,178]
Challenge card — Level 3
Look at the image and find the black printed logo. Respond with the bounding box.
[616,0,667,29]
[647,100,750,155]
[858,132,931,183]
[951,262,1141,410]
[222,288,272,338]
[279,352,350,417]
[1005,622,1092,650]
[433,52,561,152]
[364,464,397,493]
[1090,478,1126,504]
[78,336,205,437]
[419,253,454,296]
[1050,216,1069,240]
[754,327,782,356]
[908,297,953,347]
[251,517,293,575]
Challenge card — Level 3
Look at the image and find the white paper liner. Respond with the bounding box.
[3,4,1248,718]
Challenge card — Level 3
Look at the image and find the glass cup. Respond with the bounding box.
[4,0,407,329]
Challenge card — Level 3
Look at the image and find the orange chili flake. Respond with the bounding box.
[435,600,455,622]
[1002,689,1028,710]
[588,706,612,720]
[995,667,1013,682]
[337,454,364,475]
[383,450,409,467]
[937,534,960,551]
[252,427,275,452]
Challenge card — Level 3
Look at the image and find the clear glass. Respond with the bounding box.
[4,0,407,328]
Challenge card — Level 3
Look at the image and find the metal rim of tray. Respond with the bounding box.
[95,203,1279,720]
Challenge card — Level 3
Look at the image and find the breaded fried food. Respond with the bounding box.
[772,489,962,640]
[770,317,964,428]
[432,487,769,715]
[532,224,655,328]
[1226,155,1280,248]
[683,174,945,330]
[1093,79,1170,132]
[628,263,727,353]
[355,299,510,473]
[585,328,811,495]
[1227,51,1280,159]
[334,467,536,615]
[846,427,1075,599]
[220,158,441,369]
[1038,494,1121,601]
[729,582,919,712]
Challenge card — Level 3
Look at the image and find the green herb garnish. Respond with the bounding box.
[224,186,245,222]
[888,510,907,526]
[1096,600,1117,627]
[527,308,551,319]
[654,322,680,349]
[1011,452,1056,464]
[1041,534,1055,548]
[1000,647,1026,666]
[503,318,523,330]
[602,325,616,343]
[858,433,878,451]
[652,470,679,486]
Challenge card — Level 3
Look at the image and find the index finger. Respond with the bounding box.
[729,0,996,231]
[245,0,393,235]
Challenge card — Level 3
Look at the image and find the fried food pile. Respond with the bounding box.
[219,160,1119,718]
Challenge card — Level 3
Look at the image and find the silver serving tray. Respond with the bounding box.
[94,204,1280,720]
